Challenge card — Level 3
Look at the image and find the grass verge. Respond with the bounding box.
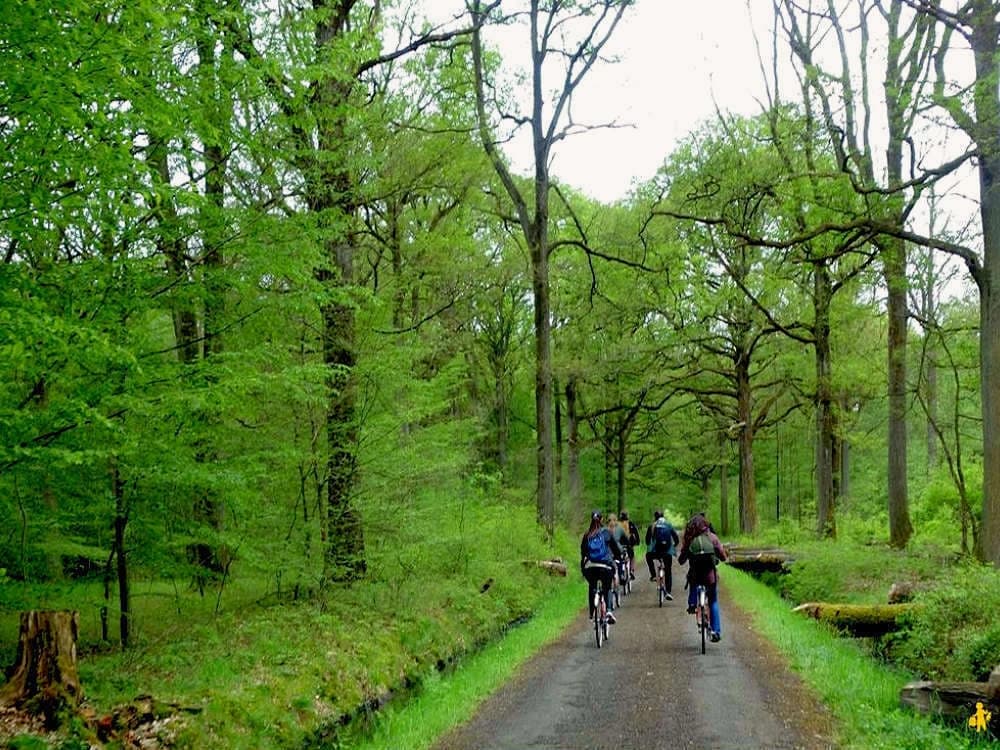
[344,578,586,750]
[724,568,994,750]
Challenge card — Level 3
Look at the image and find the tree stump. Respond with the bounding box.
[0,610,82,726]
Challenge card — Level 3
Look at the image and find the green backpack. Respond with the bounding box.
[688,532,717,571]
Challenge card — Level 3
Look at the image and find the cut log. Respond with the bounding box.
[0,610,81,726]
[523,559,567,577]
[791,602,916,637]
[725,549,794,574]
[900,669,999,736]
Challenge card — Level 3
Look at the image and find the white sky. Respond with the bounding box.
[540,1,774,202]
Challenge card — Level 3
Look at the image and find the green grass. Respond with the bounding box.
[345,579,586,750]
[724,568,993,750]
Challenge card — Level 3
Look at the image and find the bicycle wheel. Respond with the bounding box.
[602,615,610,644]
[658,582,664,607]
[594,590,602,648]
[698,588,708,654]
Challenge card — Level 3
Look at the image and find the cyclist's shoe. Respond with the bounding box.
[630,573,636,580]
[710,631,721,643]
[665,592,673,601]
[686,605,696,614]
[607,612,617,625]
[649,576,656,582]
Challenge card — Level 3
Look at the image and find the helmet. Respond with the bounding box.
[591,509,602,520]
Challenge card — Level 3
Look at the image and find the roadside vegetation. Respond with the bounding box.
[5,1,1000,748]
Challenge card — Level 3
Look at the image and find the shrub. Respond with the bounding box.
[891,563,1000,681]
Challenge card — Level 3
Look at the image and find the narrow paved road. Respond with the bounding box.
[433,574,837,750]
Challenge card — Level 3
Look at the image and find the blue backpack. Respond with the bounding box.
[586,531,610,563]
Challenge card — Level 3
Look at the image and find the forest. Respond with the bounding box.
[2,0,1000,747]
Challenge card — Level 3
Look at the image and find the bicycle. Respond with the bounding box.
[593,579,611,648]
[615,556,630,598]
[694,584,710,654]
[654,557,671,607]
[610,565,621,611]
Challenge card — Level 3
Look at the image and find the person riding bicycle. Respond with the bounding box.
[677,512,728,642]
[581,510,622,624]
[644,510,679,599]
[619,509,640,580]
[606,513,630,588]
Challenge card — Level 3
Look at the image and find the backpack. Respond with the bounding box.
[653,519,672,546]
[586,531,610,563]
[687,532,717,573]
[627,521,640,548]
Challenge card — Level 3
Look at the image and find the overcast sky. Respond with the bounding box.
[541,1,773,202]
[464,0,776,203]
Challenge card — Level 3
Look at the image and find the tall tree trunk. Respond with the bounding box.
[719,434,730,536]
[112,460,130,648]
[883,0,912,549]
[495,365,509,475]
[603,421,613,508]
[151,138,199,365]
[554,375,563,492]
[616,429,626,513]
[566,378,583,521]
[883,235,912,548]
[736,359,758,534]
[530,221,555,537]
[815,261,836,537]
[312,6,367,583]
[977,142,1000,565]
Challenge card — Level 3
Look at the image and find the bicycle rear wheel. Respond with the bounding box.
[594,591,604,648]
[698,588,708,654]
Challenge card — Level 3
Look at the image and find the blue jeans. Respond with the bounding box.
[687,581,721,634]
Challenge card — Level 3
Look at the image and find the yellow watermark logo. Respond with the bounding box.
[968,701,992,733]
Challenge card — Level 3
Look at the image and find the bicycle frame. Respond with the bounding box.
[695,584,710,654]
[593,579,610,648]
[655,557,667,607]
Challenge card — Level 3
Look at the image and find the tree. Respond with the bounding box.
[893,0,1000,564]
[776,0,944,548]
[468,0,633,539]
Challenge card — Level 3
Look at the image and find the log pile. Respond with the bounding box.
[900,665,999,736]
[791,602,917,638]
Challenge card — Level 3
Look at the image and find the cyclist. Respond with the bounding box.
[677,512,728,642]
[581,510,622,624]
[619,510,641,580]
[644,510,679,598]
[607,513,630,591]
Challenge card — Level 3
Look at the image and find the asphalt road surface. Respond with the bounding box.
[432,573,837,750]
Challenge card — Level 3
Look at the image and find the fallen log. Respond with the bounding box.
[725,549,794,574]
[0,610,81,728]
[791,602,917,637]
[522,559,567,577]
[900,666,1000,735]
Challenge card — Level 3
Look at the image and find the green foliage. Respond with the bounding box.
[778,540,943,605]
[890,564,1000,681]
[725,569,983,750]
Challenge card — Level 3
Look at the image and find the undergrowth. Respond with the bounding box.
[1,494,578,748]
